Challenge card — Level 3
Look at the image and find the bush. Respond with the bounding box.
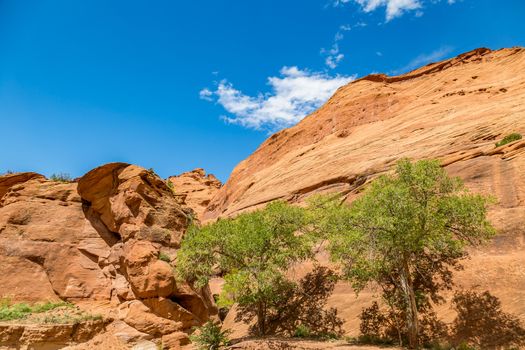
[294,324,311,338]
[0,299,72,321]
[158,252,171,263]
[49,173,72,182]
[293,322,341,340]
[495,133,522,147]
[190,321,231,350]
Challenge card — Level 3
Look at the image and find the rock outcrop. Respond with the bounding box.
[206,47,525,333]
[0,319,107,349]
[167,169,221,221]
[0,174,111,302]
[204,47,525,219]
[0,165,218,349]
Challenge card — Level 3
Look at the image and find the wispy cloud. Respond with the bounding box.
[321,22,366,69]
[201,67,355,131]
[333,0,456,21]
[199,88,214,101]
[322,43,345,69]
[392,46,454,74]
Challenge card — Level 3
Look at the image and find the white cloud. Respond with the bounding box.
[325,52,345,69]
[320,22,364,69]
[199,88,213,101]
[334,0,455,21]
[392,46,453,74]
[200,67,355,131]
[322,42,345,69]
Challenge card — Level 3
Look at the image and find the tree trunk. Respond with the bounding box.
[400,258,419,349]
[256,301,266,336]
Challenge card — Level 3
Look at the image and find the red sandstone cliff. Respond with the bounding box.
[205,47,525,335]
[0,165,217,349]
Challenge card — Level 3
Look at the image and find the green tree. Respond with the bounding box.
[312,159,495,348]
[176,201,312,336]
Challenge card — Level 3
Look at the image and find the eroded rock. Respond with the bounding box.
[167,168,221,221]
[0,164,217,348]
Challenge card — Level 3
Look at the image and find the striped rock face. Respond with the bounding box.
[207,47,525,335]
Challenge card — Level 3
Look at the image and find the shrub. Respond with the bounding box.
[49,173,72,182]
[293,324,341,340]
[495,133,522,147]
[0,302,32,321]
[294,324,311,338]
[32,301,73,313]
[190,321,231,350]
[158,252,171,263]
[0,299,72,321]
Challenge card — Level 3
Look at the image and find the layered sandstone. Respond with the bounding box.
[0,165,217,349]
[0,320,107,349]
[206,47,525,333]
[167,169,222,221]
[205,47,525,218]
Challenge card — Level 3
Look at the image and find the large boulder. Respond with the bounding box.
[0,172,44,199]
[0,174,112,301]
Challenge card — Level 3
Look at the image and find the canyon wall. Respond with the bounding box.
[206,47,525,334]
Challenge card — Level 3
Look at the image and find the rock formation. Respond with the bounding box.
[1,46,525,347]
[0,164,217,349]
[204,47,525,219]
[206,47,525,334]
[167,169,222,221]
[0,319,107,349]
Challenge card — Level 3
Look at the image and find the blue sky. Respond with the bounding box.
[1,0,524,181]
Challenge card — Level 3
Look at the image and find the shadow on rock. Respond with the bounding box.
[450,290,525,349]
[235,265,343,338]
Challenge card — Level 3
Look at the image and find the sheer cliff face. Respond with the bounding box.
[207,47,525,332]
[204,47,525,220]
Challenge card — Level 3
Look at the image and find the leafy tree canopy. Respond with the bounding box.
[310,159,496,348]
[176,200,313,335]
